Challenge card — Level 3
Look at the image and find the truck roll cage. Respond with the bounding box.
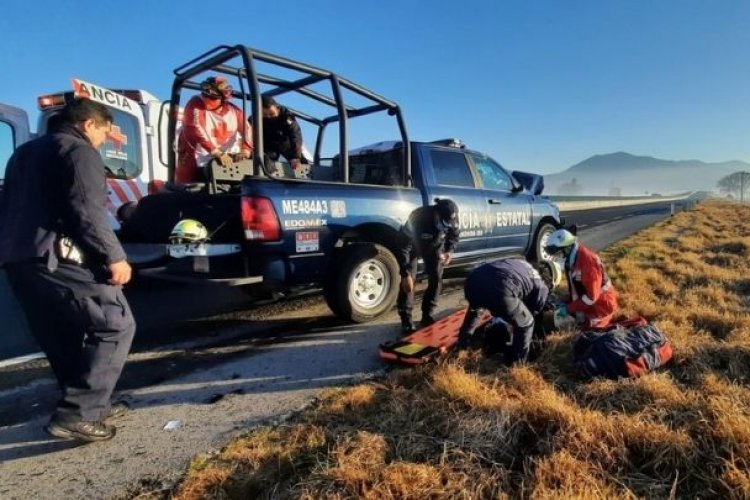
[167,45,411,186]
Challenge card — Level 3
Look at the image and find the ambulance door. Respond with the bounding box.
[0,104,31,187]
[0,104,39,360]
[72,79,149,230]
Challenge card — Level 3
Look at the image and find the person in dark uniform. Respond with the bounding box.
[397,198,460,333]
[260,95,305,171]
[0,98,136,442]
[456,258,550,364]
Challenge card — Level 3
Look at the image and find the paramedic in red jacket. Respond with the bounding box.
[175,76,253,183]
[544,229,618,329]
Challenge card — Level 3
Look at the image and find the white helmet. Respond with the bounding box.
[536,260,563,288]
[544,229,577,256]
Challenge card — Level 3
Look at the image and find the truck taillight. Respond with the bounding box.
[241,196,281,241]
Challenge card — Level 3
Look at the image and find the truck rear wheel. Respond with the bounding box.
[324,243,400,323]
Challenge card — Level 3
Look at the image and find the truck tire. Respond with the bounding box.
[530,222,556,263]
[324,243,400,323]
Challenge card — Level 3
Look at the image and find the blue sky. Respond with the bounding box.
[1,0,749,174]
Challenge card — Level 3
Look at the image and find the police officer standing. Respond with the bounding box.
[456,258,550,364]
[260,95,306,172]
[397,199,460,333]
[0,99,136,442]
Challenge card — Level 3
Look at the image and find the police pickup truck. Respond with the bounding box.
[119,45,561,322]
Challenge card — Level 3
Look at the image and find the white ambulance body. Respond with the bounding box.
[0,79,172,232]
[45,79,173,230]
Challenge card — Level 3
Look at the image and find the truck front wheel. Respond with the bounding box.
[530,222,556,263]
[324,243,400,323]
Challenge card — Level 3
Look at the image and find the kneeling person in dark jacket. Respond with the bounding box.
[457,258,550,364]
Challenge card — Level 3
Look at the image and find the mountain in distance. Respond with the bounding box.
[543,152,750,196]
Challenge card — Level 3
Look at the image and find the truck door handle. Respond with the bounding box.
[488,199,503,205]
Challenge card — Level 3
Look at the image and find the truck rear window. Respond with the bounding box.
[328,148,405,186]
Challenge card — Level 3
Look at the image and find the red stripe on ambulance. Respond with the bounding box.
[125,179,145,200]
[107,180,130,205]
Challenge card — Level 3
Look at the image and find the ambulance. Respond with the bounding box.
[0,79,173,264]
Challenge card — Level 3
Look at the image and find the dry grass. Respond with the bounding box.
[168,200,750,499]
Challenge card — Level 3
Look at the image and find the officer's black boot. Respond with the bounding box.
[419,313,435,328]
[400,315,416,335]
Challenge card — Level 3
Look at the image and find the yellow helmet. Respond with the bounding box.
[169,219,208,244]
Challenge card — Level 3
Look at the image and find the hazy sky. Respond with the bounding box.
[1,0,748,174]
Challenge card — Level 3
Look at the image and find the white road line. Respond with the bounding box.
[0,352,45,369]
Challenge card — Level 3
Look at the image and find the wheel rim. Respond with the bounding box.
[349,258,391,310]
[538,227,554,261]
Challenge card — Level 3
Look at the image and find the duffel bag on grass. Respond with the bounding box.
[573,318,673,379]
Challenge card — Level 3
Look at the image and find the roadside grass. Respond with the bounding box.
[166,200,750,499]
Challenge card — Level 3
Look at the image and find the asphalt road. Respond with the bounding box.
[0,200,689,499]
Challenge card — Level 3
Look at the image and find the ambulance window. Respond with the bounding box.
[0,121,14,183]
[99,109,142,180]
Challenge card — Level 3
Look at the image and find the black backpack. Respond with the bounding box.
[573,318,673,379]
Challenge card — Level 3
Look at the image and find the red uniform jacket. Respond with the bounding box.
[175,96,253,183]
[565,243,618,328]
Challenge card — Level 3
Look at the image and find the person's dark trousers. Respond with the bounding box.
[491,293,534,364]
[420,251,444,322]
[5,260,136,423]
[396,257,419,321]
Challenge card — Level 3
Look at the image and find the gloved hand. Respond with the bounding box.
[219,153,233,167]
[555,304,570,317]
[232,151,250,162]
[211,150,233,167]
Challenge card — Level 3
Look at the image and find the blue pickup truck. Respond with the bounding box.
[120,45,561,322]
